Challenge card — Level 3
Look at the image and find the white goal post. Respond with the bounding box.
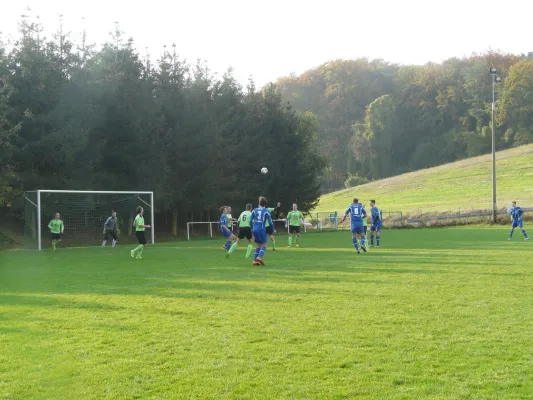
[24,190,155,250]
[186,219,308,240]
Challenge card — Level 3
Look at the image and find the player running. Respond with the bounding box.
[227,204,254,258]
[341,198,368,253]
[131,206,151,259]
[286,203,304,247]
[265,202,281,251]
[250,196,274,266]
[102,210,118,248]
[369,200,382,247]
[509,201,529,241]
[220,206,236,254]
[48,212,64,251]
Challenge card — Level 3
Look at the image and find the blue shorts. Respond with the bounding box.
[371,222,382,232]
[221,228,233,238]
[351,224,364,234]
[253,229,268,244]
[266,225,274,235]
[512,220,523,229]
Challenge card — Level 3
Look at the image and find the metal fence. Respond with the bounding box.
[185,208,532,239]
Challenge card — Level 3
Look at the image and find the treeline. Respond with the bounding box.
[275,53,533,189]
[0,17,326,227]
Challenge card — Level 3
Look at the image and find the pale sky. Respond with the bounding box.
[0,0,530,86]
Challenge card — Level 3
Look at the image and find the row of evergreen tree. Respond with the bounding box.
[275,53,533,189]
[0,17,326,227]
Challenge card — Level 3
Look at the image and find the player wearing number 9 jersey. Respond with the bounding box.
[250,196,273,266]
[226,203,254,259]
[341,198,367,253]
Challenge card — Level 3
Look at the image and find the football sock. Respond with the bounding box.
[370,234,374,245]
[229,243,238,254]
[509,230,514,239]
[102,240,107,247]
[523,230,529,239]
[52,241,56,250]
[254,247,260,261]
[352,237,359,250]
[224,240,232,251]
[289,237,293,246]
[112,240,116,248]
[133,244,143,255]
[361,237,366,248]
[377,235,380,246]
[246,244,254,258]
[137,246,144,257]
[272,239,276,250]
[259,247,266,259]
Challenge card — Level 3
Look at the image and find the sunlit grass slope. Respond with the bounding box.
[317,144,533,213]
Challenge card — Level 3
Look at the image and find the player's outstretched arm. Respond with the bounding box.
[266,212,274,229]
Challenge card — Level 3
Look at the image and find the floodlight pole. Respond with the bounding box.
[490,68,500,223]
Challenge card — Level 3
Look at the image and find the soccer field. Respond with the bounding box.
[1,229,532,399]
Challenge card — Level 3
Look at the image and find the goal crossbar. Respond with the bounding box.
[28,190,154,250]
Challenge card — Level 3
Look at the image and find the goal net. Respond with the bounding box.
[24,190,154,250]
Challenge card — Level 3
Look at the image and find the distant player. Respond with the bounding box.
[265,202,281,251]
[341,198,367,253]
[220,206,236,254]
[102,210,118,248]
[131,206,151,259]
[250,196,274,266]
[360,202,368,234]
[227,206,234,232]
[227,204,254,258]
[48,212,64,251]
[369,200,382,247]
[509,201,529,241]
[286,203,304,247]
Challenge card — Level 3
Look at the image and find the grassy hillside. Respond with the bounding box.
[317,144,533,214]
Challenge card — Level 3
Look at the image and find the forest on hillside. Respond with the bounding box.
[0,16,326,225]
[275,53,533,190]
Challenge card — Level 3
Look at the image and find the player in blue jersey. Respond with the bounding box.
[250,196,274,266]
[369,200,382,247]
[340,198,368,253]
[220,206,236,253]
[509,201,529,241]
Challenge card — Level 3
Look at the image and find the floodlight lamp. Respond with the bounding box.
[490,67,497,74]
[495,76,502,83]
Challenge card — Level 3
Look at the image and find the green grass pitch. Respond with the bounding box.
[1,228,532,399]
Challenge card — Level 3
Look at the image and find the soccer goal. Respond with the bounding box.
[23,190,155,250]
[186,219,297,240]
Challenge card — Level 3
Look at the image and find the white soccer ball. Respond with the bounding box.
[261,167,268,174]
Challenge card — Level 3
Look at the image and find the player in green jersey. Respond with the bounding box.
[286,203,304,247]
[48,212,64,251]
[131,206,151,259]
[227,203,254,258]
[227,206,234,231]
[265,202,281,251]
[360,202,368,234]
